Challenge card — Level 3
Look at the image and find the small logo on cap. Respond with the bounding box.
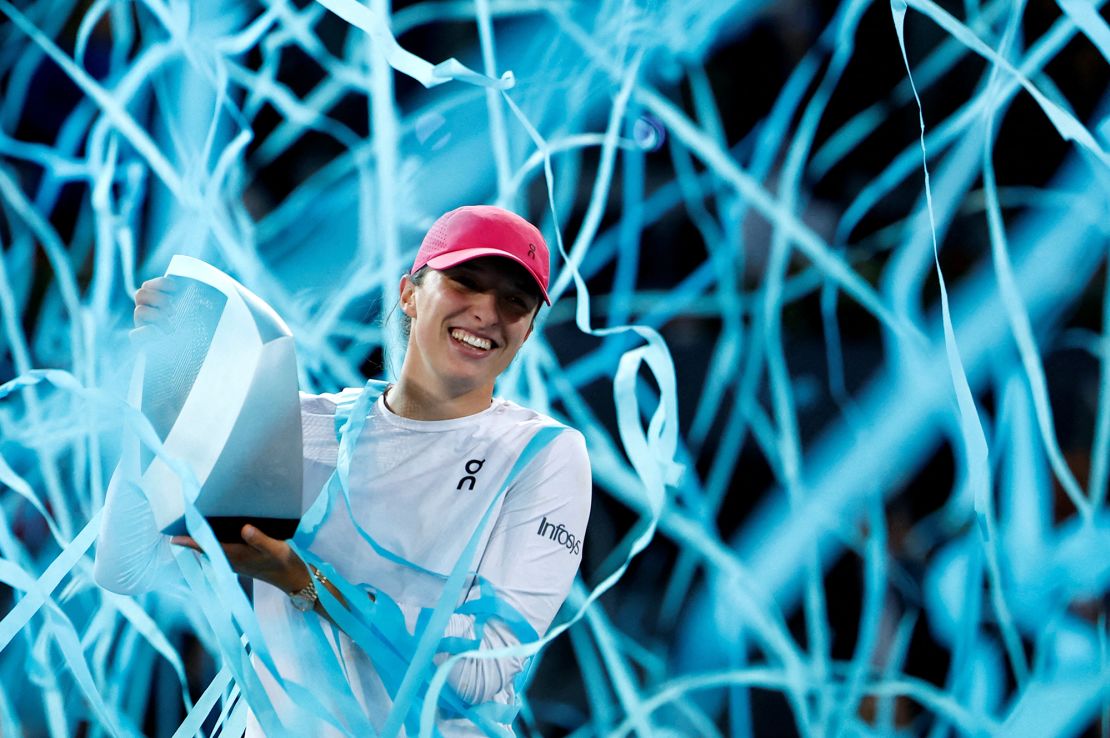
[527,243,536,259]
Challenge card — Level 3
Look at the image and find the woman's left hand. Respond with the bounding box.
[171,525,311,594]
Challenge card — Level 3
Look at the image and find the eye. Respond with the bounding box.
[502,290,532,308]
[501,292,536,318]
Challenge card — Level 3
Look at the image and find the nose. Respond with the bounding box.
[469,289,499,324]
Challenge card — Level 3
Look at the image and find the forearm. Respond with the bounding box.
[433,613,527,705]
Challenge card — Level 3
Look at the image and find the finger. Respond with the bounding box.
[135,288,172,309]
[133,305,172,331]
[241,524,280,554]
[223,542,286,579]
[170,535,204,553]
[213,544,268,579]
[134,279,182,327]
[135,288,179,315]
[138,276,181,297]
[220,543,261,566]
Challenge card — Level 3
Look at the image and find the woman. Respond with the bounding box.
[95,205,592,736]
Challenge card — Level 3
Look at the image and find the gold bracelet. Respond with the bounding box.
[309,565,330,589]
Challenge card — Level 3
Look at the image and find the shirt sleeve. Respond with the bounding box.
[96,392,335,596]
[93,465,180,596]
[430,426,593,705]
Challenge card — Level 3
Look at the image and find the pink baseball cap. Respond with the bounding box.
[411,205,551,304]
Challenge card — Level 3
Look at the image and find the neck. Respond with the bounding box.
[386,373,494,421]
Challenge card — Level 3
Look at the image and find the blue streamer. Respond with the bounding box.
[1,1,1108,735]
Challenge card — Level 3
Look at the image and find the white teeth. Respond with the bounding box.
[450,329,492,351]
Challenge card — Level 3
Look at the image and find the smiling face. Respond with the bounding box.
[398,256,541,400]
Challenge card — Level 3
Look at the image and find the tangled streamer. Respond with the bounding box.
[1,0,1108,735]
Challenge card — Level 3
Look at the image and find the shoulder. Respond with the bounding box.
[299,382,389,449]
[299,381,389,417]
[299,389,353,416]
[490,399,590,486]
[490,399,587,452]
[488,397,568,430]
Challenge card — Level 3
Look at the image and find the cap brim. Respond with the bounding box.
[424,248,552,305]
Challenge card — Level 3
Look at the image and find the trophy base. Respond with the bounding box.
[162,516,300,542]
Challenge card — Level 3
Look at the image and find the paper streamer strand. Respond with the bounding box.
[0,1,1107,736]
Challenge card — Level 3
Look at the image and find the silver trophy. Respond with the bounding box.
[134,255,303,541]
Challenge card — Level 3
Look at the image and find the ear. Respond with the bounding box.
[399,275,417,318]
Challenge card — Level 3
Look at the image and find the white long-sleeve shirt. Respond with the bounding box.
[94,389,592,736]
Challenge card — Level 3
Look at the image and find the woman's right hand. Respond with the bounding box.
[131,277,180,341]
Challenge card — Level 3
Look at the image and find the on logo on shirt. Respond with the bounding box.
[457,459,485,491]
